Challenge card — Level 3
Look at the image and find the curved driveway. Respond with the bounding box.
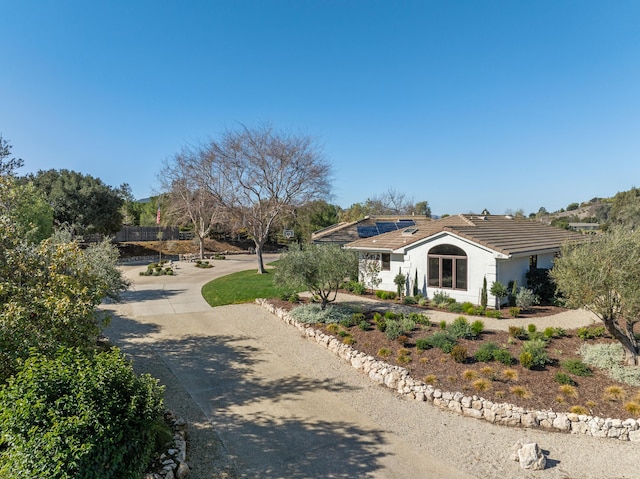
[102,256,638,479]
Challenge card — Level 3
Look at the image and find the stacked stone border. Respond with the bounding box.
[256,299,640,442]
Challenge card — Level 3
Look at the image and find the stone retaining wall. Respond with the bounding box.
[256,299,640,442]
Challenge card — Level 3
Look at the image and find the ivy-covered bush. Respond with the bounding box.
[0,348,166,479]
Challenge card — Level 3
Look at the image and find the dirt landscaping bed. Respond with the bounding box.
[271,298,639,421]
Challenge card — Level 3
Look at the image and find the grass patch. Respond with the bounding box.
[201,261,298,306]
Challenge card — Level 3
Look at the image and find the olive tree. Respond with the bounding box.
[551,228,640,365]
[274,243,357,310]
[195,124,332,273]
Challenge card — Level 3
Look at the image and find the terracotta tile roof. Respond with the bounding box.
[345,214,584,256]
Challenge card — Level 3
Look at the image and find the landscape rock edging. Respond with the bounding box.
[256,298,640,442]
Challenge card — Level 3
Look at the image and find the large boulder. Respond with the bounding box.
[511,441,547,470]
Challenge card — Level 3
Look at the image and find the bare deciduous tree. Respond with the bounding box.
[160,148,225,259]
[196,124,332,273]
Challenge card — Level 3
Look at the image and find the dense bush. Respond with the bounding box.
[344,280,366,295]
[561,358,592,377]
[450,345,467,363]
[515,287,540,310]
[473,341,512,365]
[384,317,416,340]
[555,372,576,386]
[375,290,397,300]
[289,303,355,324]
[519,339,550,369]
[473,342,499,362]
[424,331,457,353]
[580,343,640,386]
[576,326,607,340]
[525,268,556,303]
[447,316,482,340]
[415,338,430,351]
[0,348,166,479]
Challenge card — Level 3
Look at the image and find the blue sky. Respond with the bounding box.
[2,0,639,216]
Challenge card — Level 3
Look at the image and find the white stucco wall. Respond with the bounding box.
[358,232,557,308]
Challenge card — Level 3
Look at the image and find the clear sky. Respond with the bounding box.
[2,0,639,216]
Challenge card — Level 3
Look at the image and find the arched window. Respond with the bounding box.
[428,244,467,290]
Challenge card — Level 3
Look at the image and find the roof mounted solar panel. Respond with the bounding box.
[357,226,379,238]
[396,220,416,228]
[376,222,398,233]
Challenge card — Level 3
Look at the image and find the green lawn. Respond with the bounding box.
[201,261,301,307]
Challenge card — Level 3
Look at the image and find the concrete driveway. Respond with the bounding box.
[102,256,474,479]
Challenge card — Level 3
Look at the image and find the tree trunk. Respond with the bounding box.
[601,317,639,366]
[255,241,265,274]
[198,235,205,260]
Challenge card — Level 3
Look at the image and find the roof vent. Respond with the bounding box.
[505,215,513,219]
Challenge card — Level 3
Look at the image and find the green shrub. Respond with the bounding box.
[461,302,475,314]
[358,320,369,331]
[415,338,431,351]
[543,326,564,339]
[0,348,165,479]
[519,351,534,369]
[399,317,417,334]
[403,296,417,305]
[527,324,537,334]
[447,302,464,313]
[375,290,397,300]
[425,331,457,353]
[493,349,514,365]
[408,312,430,326]
[384,320,403,340]
[384,317,416,340]
[520,339,550,369]
[340,317,356,328]
[345,280,366,295]
[289,303,355,324]
[509,307,521,318]
[555,372,576,386]
[432,290,451,306]
[288,293,300,302]
[485,310,501,319]
[577,326,607,341]
[384,311,400,320]
[515,287,540,310]
[508,326,527,339]
[447,316,480,339]
[450,345,467,363]
[474,342,499,362]
[561,359,592,377]
[439,320,447,330]
[470,320,485,337]
[525,268,556,304]
[580,343,640,386]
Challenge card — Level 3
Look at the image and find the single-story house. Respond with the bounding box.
[344,214,584,307]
